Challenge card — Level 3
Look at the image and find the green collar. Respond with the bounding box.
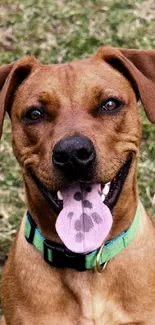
[24,202,141,272]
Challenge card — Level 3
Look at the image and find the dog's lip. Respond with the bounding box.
[104,153,133,210]
[31,153,133,215]
[31,173,62,214]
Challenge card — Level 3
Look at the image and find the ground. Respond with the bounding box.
[0,0,155,314]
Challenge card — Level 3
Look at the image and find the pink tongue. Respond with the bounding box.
[56,183,113,253]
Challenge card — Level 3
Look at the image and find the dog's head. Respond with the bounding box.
[0,47,154,252]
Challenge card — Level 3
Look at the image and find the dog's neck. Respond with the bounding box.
[23,164,138,244]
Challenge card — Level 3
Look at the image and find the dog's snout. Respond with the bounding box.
[52,136,96,177]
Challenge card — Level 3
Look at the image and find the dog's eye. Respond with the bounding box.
[25,108,44,121]
[100,98,122,112]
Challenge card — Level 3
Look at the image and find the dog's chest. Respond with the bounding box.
[77,293,132,325]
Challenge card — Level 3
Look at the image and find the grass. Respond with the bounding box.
[0,0,155,313]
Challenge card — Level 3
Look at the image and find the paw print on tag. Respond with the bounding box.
[67,211,102,243]
[74,212,102,243]
[67,184,103,244]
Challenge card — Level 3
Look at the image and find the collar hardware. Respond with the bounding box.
[24,202,141,271]
[25,213,36,244]
[96,241,108,273]
[43,239,86,271]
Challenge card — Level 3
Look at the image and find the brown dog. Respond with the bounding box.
[0,47,155,325]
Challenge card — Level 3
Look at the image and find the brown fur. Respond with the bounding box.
[0,47,155,325]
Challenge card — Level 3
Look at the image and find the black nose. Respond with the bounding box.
[52,136,96,178]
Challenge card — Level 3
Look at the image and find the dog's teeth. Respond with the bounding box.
[57,191,63,200]
[102,184,110,195]
[101,194,105,202]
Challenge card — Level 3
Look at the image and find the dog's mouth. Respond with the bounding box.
[32,154,133,253]
[33,154,132,214]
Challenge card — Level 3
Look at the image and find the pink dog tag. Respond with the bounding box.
[56,183,113,253]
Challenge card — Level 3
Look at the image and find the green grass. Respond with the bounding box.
[0,0,155,273]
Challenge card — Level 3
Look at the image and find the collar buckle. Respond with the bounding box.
[25,213,36,244]
[43,239,86,271]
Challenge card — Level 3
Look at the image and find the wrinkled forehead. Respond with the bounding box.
[14,58,135,108]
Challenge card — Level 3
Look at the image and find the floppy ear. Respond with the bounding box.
[0,56,37,138]
[0,63,14,137]
[96,47,155,123]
